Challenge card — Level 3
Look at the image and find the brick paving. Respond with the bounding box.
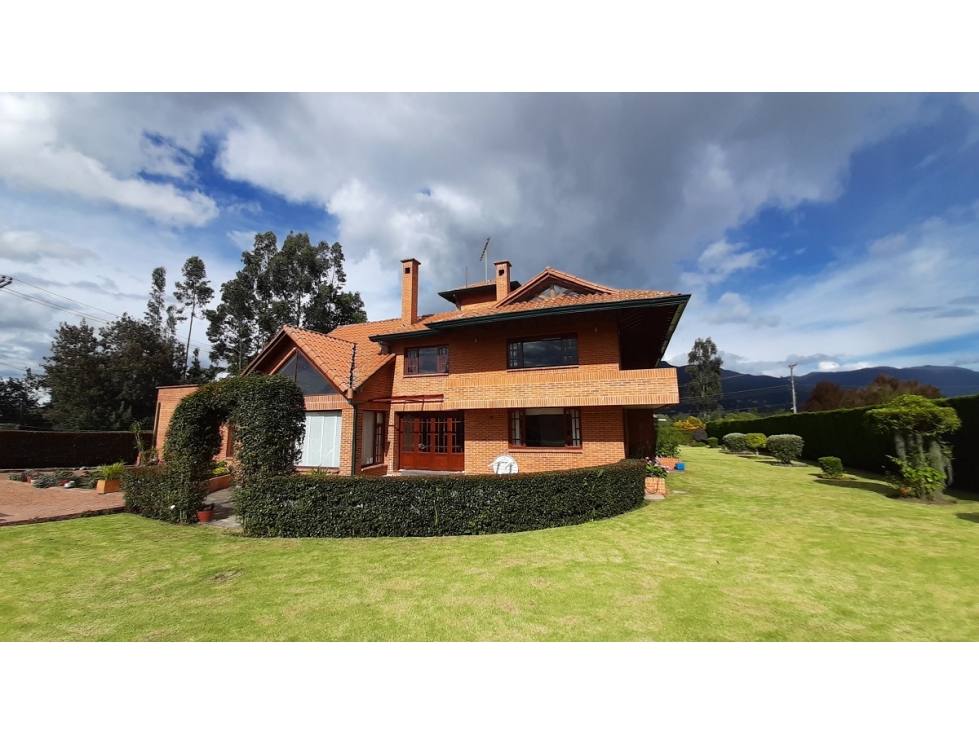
[0,478,125,527]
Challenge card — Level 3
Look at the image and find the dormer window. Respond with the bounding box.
[527,283,588,301]
[405,346,449,375]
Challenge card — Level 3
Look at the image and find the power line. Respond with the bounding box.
[0,278,213,353]
[6,276,120,318]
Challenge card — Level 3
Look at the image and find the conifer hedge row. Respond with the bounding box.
[234,460,646,538]
[706,394,979,488]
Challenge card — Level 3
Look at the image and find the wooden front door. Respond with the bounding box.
[398,411,465,471]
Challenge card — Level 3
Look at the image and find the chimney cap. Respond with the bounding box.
[401,257,421,265]
[493,260,511,266]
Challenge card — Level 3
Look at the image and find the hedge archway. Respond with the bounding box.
[146,374,306,521]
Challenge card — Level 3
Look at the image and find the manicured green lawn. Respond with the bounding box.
[3,447,979,641]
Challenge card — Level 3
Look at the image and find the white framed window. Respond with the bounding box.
[299,411,342,468]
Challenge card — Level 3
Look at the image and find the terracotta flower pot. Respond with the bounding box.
[197,508,215,523]
[96,479,121,494]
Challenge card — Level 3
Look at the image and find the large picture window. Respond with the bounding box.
[508,408,582,449]
[405,346,449,375]
[274,352,338,395]
[299,411,342,467]
[507,335,578,369]
[361,411,387,466]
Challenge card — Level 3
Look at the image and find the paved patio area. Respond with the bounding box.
[0,478,125,527]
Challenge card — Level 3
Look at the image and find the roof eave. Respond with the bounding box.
[368,294,690,342]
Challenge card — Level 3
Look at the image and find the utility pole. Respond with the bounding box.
[788,363,798,414]
[0,275,12,290]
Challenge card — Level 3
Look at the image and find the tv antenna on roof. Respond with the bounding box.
[479,237,490,281]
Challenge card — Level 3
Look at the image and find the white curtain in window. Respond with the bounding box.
[300,411,342,468]
[362,411,376,465]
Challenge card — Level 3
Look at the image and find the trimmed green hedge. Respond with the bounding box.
[0,431,150,469]
[235,460,646,538]
[122,466,204,524]
[707,394,979,489]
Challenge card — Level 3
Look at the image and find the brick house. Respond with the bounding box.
[153,258,689,475]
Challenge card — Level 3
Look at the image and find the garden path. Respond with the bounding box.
[0,478,124,527]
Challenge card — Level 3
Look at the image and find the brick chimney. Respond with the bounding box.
[494,260,512,301]
[401,258,420,324]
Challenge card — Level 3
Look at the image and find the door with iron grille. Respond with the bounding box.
[398,411,465,471]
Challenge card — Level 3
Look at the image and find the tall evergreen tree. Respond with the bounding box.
[0,369,45,426]
[41,320,114,429]
[685,337,724,420]
[205,231,367,373]
[173,256,214,378]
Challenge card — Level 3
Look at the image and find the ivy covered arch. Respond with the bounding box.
[160,375,307,517]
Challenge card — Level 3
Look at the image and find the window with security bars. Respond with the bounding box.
[405,346,449,374]
[507,335,578,369]
[508,408,582,448]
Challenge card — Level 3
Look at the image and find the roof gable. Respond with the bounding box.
[497,268,614,307]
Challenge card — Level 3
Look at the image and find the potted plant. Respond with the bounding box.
[96,461,126,494]
[645,461,668,495]
[197,503,215,523]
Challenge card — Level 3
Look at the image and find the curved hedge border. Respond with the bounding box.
[235,460,646,538]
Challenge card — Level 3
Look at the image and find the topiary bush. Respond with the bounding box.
[129,374,307,524]
[818,456,845,478]
[235,461,646,538]
[707,437,719,449]
[768,434,804,465]
[745,433,767,454]
[691,427,709,444]
[722,432,748,453]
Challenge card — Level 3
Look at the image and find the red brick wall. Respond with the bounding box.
[462,406,625,474]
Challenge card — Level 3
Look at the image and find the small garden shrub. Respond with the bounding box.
[691,427,709,444]
[745,433,767,454]
[235,461,646,538]
[98,462,126,481]
[656,423,684,458]
[768,434,804,465]
[818,457,845,478]
[885,458,947,500]
[707,437,719,449]
[8,472,26,482]
[122,466,203,524]
[32,474,58,488]
[722,433,748,453]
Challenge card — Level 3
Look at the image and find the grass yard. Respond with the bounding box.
[2,446,979,641]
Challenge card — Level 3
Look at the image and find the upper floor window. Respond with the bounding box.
[406,346,449,375]
[507,335,578,369]
[274,352,338,395]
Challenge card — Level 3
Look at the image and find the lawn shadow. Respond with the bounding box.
[814,478,893,497]
[956,513,979,524]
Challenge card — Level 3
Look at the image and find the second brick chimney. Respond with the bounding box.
[494,260,512,302]
[401,258,420,324]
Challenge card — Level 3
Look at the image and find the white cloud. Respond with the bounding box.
[670,203,979,373]
[0,230,96,263]
[0,94,218,226]
[680,239,772,293]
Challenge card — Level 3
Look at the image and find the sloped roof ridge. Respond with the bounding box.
[496,266,615,307]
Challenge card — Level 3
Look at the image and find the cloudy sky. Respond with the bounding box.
[1,92,978,380]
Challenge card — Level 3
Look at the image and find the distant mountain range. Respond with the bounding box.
[660,363,979,415]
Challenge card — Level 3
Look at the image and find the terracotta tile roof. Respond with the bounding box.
[283,324,395,392]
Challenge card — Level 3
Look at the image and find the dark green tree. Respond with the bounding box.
[173,256,214,379]
[144,266,186,375]
[185,347,220,384]
[41,320,114,429]
[205,231,367,373]
[685,337,724,420]
[0,369,45,426]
